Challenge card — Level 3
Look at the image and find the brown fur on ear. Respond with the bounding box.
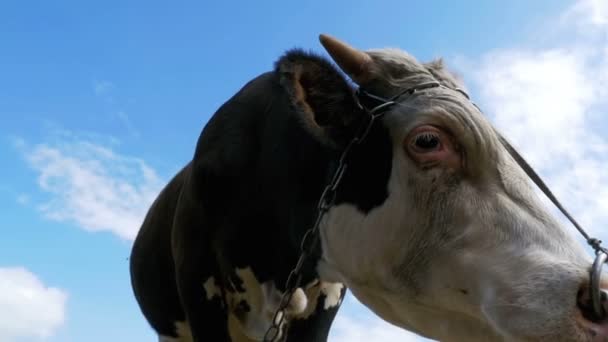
[276,49,363,146]
[291,63,316,119]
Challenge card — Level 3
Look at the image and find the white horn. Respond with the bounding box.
[319,34,372,84]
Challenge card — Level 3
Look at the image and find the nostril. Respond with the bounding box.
[577,285,608,323]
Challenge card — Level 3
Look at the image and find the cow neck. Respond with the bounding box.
[263,87,396,341]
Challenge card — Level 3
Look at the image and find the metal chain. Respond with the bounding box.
[262,97,392,342]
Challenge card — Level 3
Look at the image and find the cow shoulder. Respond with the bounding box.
[193,49,363,178]
[188,50,365,223]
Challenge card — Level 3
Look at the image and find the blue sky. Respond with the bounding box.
[1,1,607,341]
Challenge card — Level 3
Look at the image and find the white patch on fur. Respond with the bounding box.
[288,279,345,321]
[158,321,193,342]
[226,267,283,341]
[203,276,221,301]
[175,321,193,341]
[288,287,308,314]
[318,148,411,289]
[320,282,344,309]
[223,268,340,340]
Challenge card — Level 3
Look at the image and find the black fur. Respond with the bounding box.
[130,50,393,341]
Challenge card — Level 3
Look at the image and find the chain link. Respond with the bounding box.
[262,99,391,341]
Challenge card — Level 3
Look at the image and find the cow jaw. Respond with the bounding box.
[315,114,598,341]
[317,143,489,341]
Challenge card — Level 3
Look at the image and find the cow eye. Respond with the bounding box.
[411,132,441,151]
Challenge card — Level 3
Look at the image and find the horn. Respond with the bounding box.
[319,34,372,84]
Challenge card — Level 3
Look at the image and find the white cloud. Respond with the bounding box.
[16,194,29,205]
[116,111,140,138]
[0,267,67,340]
[92,81,140,137]
[22,135,164,240]
[461,0,608,238]
[93,80,114,97]
[563,0,608,28]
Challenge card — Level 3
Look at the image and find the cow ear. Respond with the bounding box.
[276,49,362,146]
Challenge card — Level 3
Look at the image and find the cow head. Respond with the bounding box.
[311,35,608,341]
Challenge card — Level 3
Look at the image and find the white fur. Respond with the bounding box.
[227,267,279,340]
[320,282,344,310]
[199,267,346,340]
[203,276,221,301]
[317,46,601,342]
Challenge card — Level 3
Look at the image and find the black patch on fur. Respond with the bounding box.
[334,118,392,212]
[289,285,347,341]
[238,300,251,312]
[276,49,392,213]
[131,48,394,342]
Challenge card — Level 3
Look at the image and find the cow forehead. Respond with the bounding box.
[363,48,466,100]
[381,87,498,158]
